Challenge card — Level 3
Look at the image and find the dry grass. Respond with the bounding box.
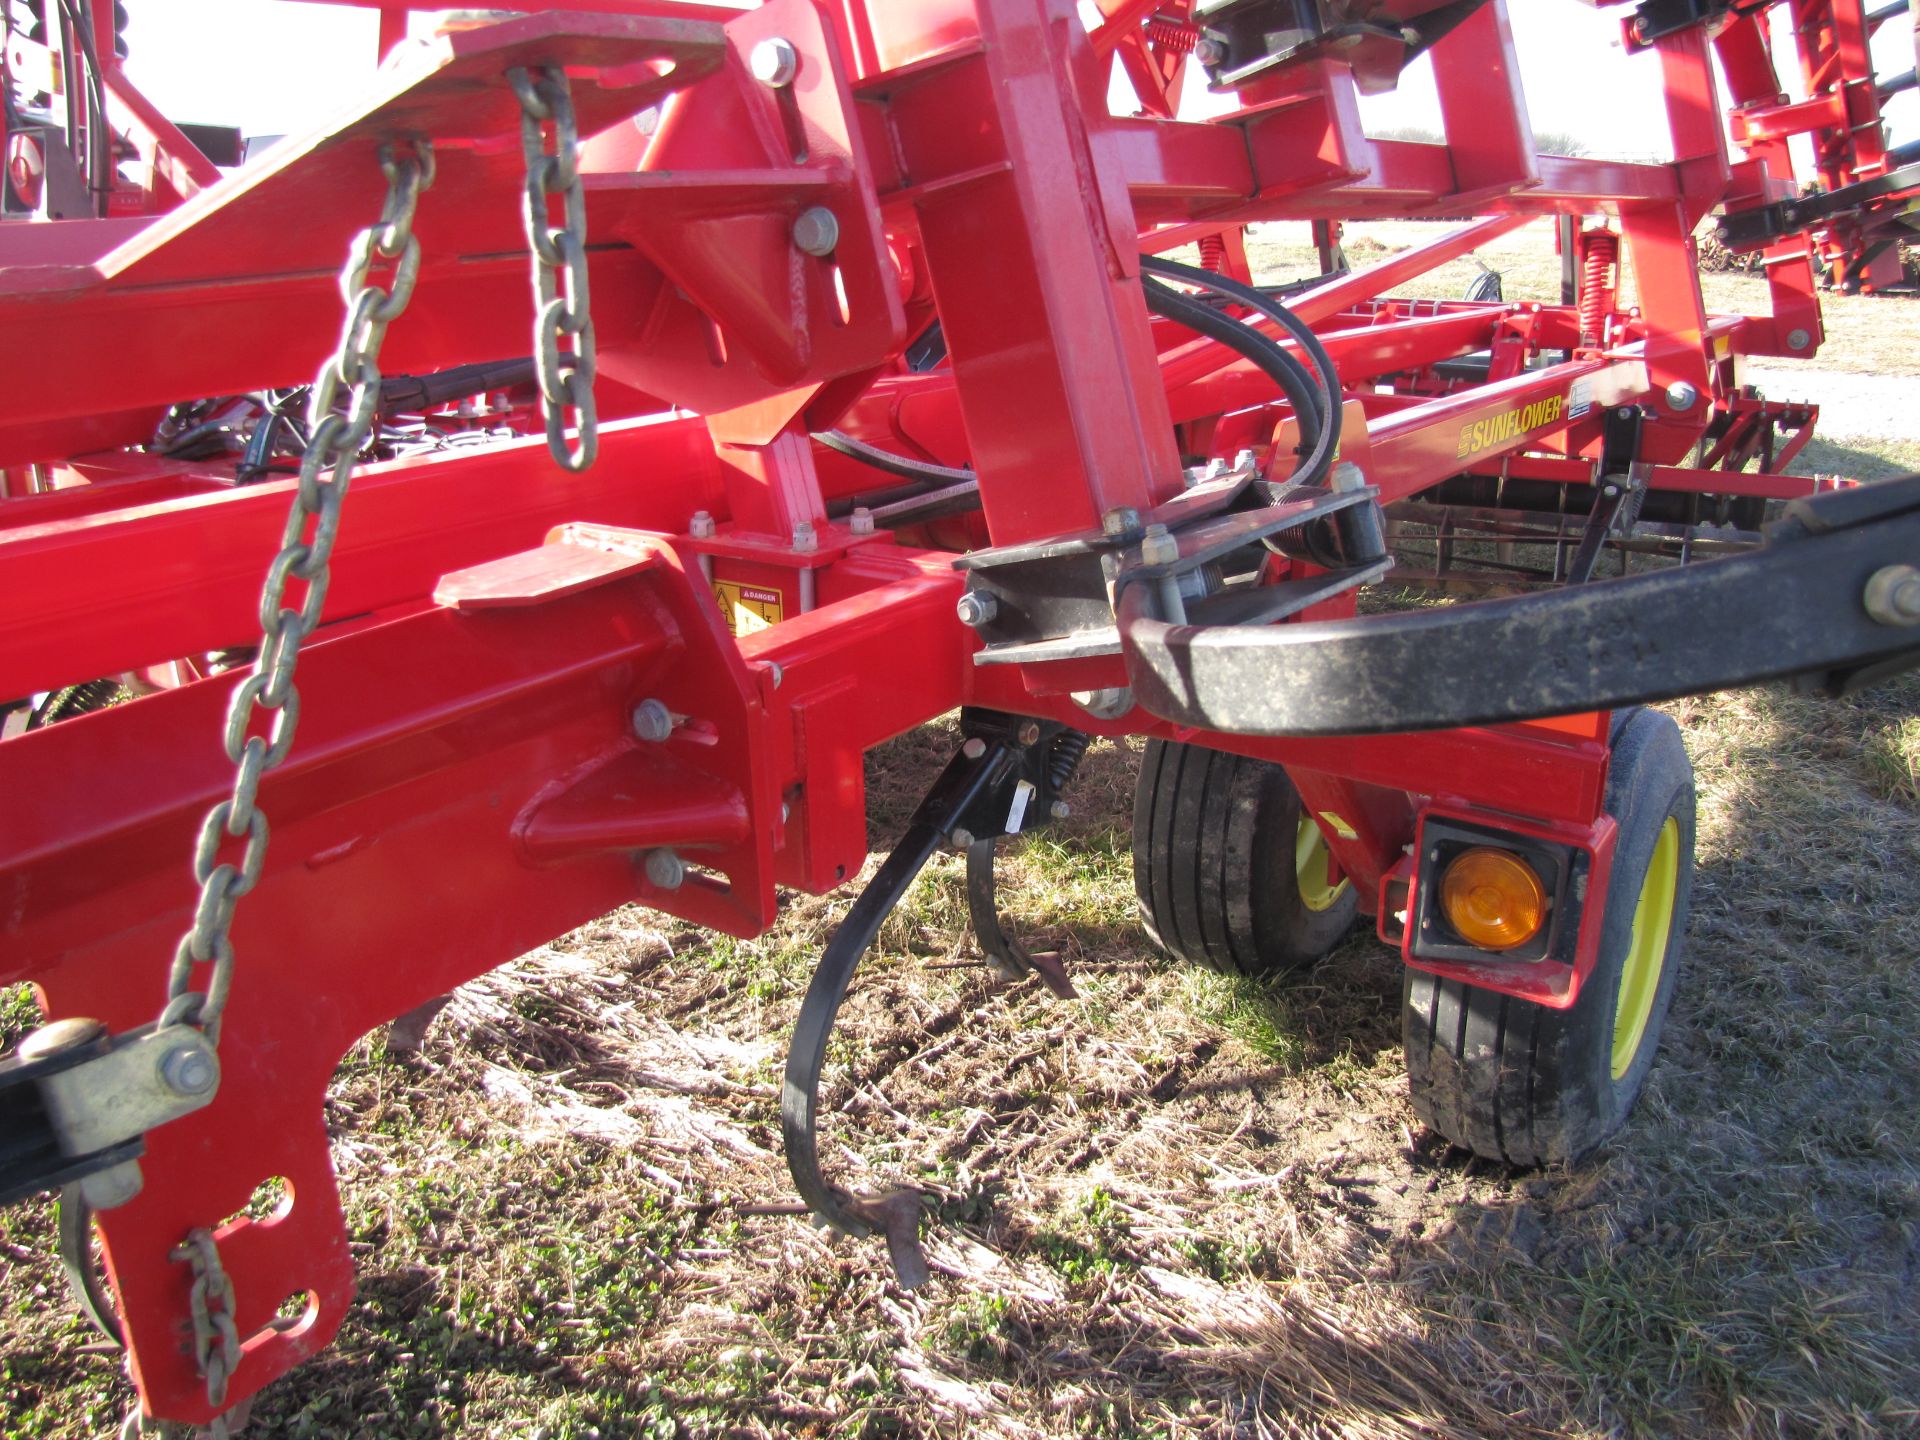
[4,239,1919,1440]
[7,675,1918,1439]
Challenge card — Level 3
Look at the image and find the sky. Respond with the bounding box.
[123,1,1915,166]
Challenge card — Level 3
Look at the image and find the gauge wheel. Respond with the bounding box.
[1132,739,1358,978]
[1403,707,1694,1165]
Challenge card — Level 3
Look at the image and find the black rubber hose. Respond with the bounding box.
[815,429,973,485]
[1142,276,1328,484]
[1141,254,1341,488]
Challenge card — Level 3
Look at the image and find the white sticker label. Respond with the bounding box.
[1006,780,1035,835]
[1568,376,1593,421]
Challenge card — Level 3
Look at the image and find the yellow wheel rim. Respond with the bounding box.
[1611,816,1679,1081]
[1295,815,1351,913]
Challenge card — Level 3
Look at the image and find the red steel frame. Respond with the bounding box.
[0,0,1908,1425]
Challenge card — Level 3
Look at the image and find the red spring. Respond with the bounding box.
[1578,230,1620,346]
[1144,18,1200,54]
[1197,233,1228,272]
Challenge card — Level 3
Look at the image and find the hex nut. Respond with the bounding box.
[791,207,839,257]
[688,509,716,540]
[749,36,799,88]
[849,506,875,536]
[1139,523,1180,567]
[956,591,998,627]
[1102,506,1141,537]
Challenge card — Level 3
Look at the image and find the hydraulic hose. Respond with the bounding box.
[1141,253,1341,488]
[1141,276,1330,485]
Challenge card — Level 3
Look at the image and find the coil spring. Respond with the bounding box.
[1578,230,1619,346]
[1197,233,1228,273]
[1144,18,1200,53]
[1046,730,1092,796]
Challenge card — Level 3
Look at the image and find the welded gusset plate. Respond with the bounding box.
[1119,475,1920,737]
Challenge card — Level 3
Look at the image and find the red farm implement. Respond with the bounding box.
[2,0,1918,1430]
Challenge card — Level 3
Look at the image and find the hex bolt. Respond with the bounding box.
[688,509,716,540]
[955,591,998,627]
[950,827,974,850]
[1329,461,1367,493]
[749,36,799,88]
[1233,447,1258,472]
[1139,523,1180,567]
[791,207,839,257]
[1050,800,1071,821]
[1016,721,1042,747]
[849,506,875,536]
[1786,327,1812,351]
[632,698,674,742]
[159,1043,218,1098]
[17,1016,106,1062]
[645,848,686,890]
[1101,506,1141,537]
[1070,686,1134,719]
[1194,36,1226,66]
[1863,565,1920,626]
[1665,380,1699,412]
[961,737,987,760]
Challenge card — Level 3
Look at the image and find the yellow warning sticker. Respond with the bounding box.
[1454,393,1568,461]
[713,579,784,636]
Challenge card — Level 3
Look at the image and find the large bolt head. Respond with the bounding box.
[1665,381,1699,412]
[791,207,839,257]
[750,36,799,88]
[160,1043,219,1098]
[1786,327,1811,351]
[632,698,674,742]
[1864,565,1920,627]
[645,848,686,890]
[17,1016,106,1062]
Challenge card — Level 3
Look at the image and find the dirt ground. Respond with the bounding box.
[3,236,1918,1439]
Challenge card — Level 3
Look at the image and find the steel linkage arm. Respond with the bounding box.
[1118,475,1920,736]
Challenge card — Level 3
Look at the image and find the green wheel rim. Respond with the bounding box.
[1611,816,1679,1081]
[1295,815,1350,914]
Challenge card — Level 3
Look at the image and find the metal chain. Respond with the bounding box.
[509,65,598,472]
[158,139,435,1046]
[171,1229,240,1438]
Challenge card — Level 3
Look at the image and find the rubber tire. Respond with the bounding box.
[1132,739,1358,979]
[1403,708,1694,1166]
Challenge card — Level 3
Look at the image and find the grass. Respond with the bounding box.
[5,244,1919,1440]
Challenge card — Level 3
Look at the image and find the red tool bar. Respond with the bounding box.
[0,418,725,697]
[1366,356,1647,504]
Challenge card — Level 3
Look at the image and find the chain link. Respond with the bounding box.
[159,139,434,1045]
[509,65,598,472]
[171,1229,241,1437]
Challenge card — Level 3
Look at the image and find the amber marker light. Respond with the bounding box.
[1439,847,1548,951]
